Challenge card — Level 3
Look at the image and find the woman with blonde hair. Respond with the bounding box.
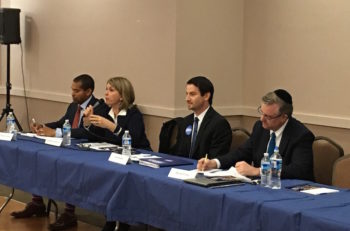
[84,76,151,150]
[84,77,151,231]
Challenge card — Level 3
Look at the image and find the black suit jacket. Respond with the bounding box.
[87,106,151,150]
[45,95,106,139]
[175,107,232,160]
[218,117,315,181]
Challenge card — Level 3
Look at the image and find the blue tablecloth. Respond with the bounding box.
[1,135,350,231]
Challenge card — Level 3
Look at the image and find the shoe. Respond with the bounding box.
[102,221,116,231]
[102,221,130,231]
[117,222,130,231]
[48,212,77,231]
[10,201,46,218]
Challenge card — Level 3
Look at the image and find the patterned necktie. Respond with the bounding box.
[72,105,81,129]
[189,117,199,158]
[267,132,276,157]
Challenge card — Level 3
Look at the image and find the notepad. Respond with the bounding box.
[77,142,118,151]
[184,176,245,188]
[203,167,253,183]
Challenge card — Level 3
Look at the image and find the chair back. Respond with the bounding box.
[230,127,251,151]
[158,117,184,154]
[313,136,344,185]
[332,155,350,189]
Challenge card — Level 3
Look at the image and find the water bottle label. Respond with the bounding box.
[271,159,276,168]
[261,162,270,171]
[122,139,131,145]
[276,159,282,170]
[63,127,70,133]
[271,159,282,170]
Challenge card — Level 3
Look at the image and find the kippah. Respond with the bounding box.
[274,89,292,105]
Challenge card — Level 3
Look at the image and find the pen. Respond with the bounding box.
[202,154,208,172]
[32,118,43,129]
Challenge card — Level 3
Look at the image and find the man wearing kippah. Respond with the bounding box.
[197,89,315,181]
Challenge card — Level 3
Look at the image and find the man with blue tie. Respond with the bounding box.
[175,76,232,160]
[198,89,315,181]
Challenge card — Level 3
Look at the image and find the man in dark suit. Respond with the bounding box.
[175,76,232,160]
[198,89,314,181]
[33,74,105,139]
[11,74,107,231]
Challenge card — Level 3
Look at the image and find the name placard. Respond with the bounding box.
[45,138,63,147]
[168,168,198,180]
[108,152,130,165]
[0,132,14,141]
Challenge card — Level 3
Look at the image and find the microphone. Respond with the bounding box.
[82,98,104,119]
[92,98,104,109]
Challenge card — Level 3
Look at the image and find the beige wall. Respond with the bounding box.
[1,0,350,154]
[243,0,350,128]
[1,0,243,117]
[174,0,244,114]
[1,0,177,111]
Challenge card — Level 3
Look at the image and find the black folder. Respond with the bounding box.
[138,156,193,168]
[184,176,245,188]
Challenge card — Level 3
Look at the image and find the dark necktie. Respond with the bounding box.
[189,117,199,158]
[267,132,276,157]
[72,105,81,129]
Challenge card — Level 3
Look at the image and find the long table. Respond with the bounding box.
[0,135,350,231]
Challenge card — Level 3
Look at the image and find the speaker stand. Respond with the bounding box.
[0,44,23,131]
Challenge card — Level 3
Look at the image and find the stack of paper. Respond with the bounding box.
[203,167,252,183]
[77,142,118,151]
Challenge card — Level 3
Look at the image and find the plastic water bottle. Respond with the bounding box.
[270,146,282,189]
[260,153,271,187]
[62,119,71,146]
[122,130,132,157]
[6,112,17,140]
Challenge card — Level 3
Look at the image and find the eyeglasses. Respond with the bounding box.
[257,106,282,120]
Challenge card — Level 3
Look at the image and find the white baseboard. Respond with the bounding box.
[0,86,72,103]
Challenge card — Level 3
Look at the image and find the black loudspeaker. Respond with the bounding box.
[0,8,21,44]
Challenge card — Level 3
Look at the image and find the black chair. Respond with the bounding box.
[230,127,251,151]
[158,117,184,155]
[312,136,344,185]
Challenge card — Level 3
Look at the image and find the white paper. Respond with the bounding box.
[204,167,252,183]
[34,134,49,140]
[108,152,130,165]
[0,132,14,141]
[18,132,35,137]
[168,168,198,180]
[130,154,159,162]
[301,187,339,195]
[44,137,63,147]
[79,142,118,150]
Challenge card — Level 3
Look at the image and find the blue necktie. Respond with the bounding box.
[189,117,199,158]
[267,132,276,157]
